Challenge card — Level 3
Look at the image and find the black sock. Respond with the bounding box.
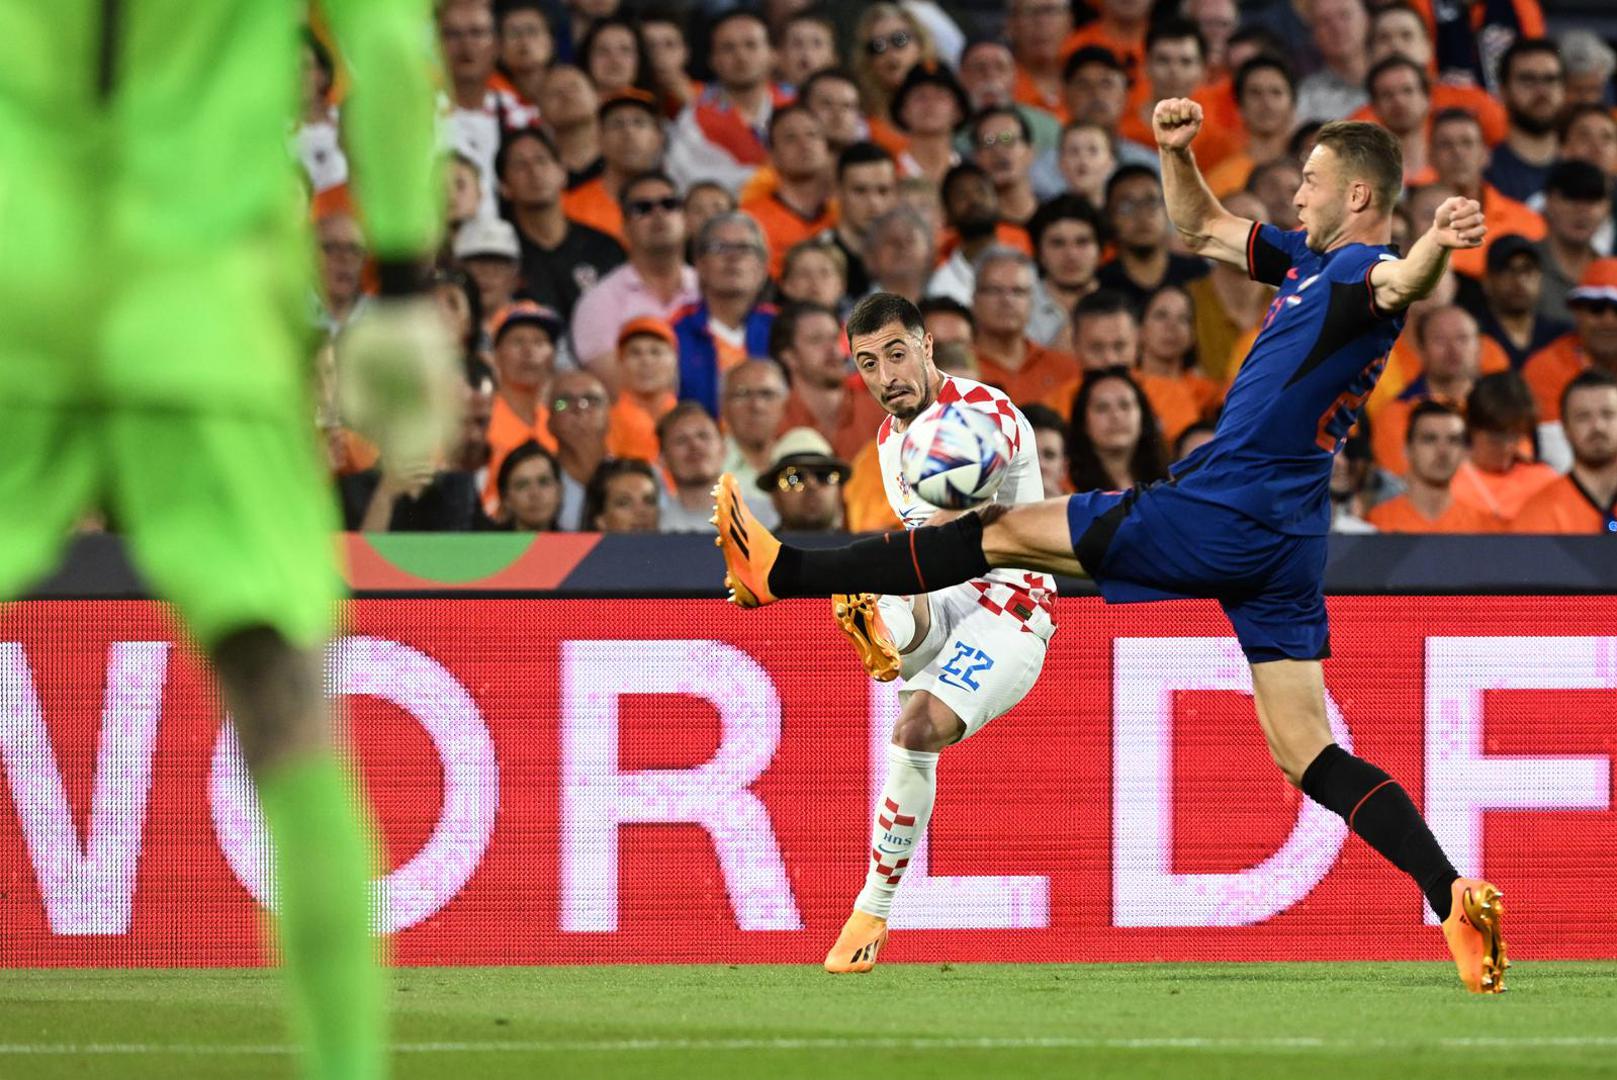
[1300,744,1458,920]
[768,515,991,598]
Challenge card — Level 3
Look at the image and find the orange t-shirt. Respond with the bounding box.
[1511,474,1617,534]
[1448,185,1545,279]
[1117,80,1242,169]
[1366,493,1498,533]
[1351,84,1509,148]
[1522,333,1587,422]
[1013,66,1070,125]
[607,393,674,464]
[1450,460,1559,524]
[937,222,1033,262]
[779,376,889,464]
[1136,369,1223,444]
[842,438,902,532]
[483,393,558,512]
[560,177,624,245]
[975,340,1082,409]
[740,191,837,278]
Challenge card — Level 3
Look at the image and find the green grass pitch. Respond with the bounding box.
[3,962,1614,1079]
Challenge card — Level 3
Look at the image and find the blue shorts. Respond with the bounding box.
[1066,483,1330,664]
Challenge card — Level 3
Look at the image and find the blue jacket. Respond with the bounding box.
[673,301,777,416]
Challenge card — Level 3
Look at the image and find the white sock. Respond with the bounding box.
[876,595,918,652]
[853,744,939,919]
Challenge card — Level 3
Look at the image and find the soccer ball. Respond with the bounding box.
[899,404,1012,510]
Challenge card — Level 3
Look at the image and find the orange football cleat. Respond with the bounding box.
[711,473,781,607]
[833,594,901,682]
[824,911,889,974]
[1441,878,1509,993]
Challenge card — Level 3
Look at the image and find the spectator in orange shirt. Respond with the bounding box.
[1362,57,1432,185]
[891,62,971,183]
[971,106,1040,228]
[1098,165,1210,309]
[776,8,840,89]
[496,2,554,112]
[1058,0,1151,103]
[719,360,790,526]
[1451,371,1559,523]
[1534,161,1612,322]
[1373,305,1481,476]
[852,3,932,143]
[483,301,564,512]
[1513,369,1617,534]
[1426,109,1545,279]
[772,301,883,462]
[1021,402,1072,497]
[1116,19,1212,152]
[972,247,1082,406]
[561,91,666,245]
[609,317,680,463]
[863,207,937,305]
[1466,234,1569,370]
[1360,2,1507,146]
[1009,0,1081,119]
[1368,401,1498,533]
[1486,39,1565,204]
[743,105,837,277]
[583,458,662,533]
[1066,367,1170,492]
[1044,290,1140,419]
[1203,57,1298,198]
[1523,259,1617,423]
[546,370,615,530]
[1185,191,1273,385]
[1134,285,1222,444]
[1027,193,1104,350]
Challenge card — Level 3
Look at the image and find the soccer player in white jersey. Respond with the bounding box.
[816,292,1057,973]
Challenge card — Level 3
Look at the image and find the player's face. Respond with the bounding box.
[1563,386,1617,468]
[597,474,661,532]
[1406,414,1468,487]
[1296,146,1352,253]
[851,321,938,421]
[504,455,561,531]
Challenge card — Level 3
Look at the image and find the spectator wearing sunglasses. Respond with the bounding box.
[760,427,849,532]
[851,4,934,155]
[569,171,700,381]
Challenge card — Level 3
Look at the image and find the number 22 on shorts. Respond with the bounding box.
[938,642,994,691]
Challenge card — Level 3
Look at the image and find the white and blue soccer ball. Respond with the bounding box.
[899,403,1012,510]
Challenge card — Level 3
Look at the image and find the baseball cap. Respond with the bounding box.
[1568,258,1617,308]
[757,427,849,493]
[453,216,521,261]
[490,300,564,344]
[617,316,678,349]
[1485,234,1540,274]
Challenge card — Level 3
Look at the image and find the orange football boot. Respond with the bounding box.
[833,594,901,682]
[711,473,782,607]
[824,911,889,973]
[1441,878,1509,993]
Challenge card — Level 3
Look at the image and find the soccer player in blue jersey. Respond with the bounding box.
[714,99,1511,993]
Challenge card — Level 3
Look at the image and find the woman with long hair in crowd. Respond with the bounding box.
[1135,284,1224,444]
[577,14,659,100]
[1066,367,1170,493]
[850,3,933,153]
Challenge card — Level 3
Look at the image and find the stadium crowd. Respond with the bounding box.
[304,0,1617,536]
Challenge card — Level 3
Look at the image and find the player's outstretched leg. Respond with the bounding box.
[832,594,902,682]
[214,629,386,1078]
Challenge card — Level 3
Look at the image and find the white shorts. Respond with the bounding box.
[880,584,1048,740]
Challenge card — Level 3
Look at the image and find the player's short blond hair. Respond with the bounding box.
[1314,120,1404,214]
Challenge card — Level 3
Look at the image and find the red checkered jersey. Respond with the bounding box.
[876,376,1057,635]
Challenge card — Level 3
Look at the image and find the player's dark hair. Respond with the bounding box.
[1065,367,1169,492]
[1314,120,1403,213]
[970,104,1033,147]
[1027,194,1105,263]
[918,295,975,333]
[1365,54,1429,97]
[1146,17,1206,62]
[847,292,925,342]
[1234,55,1297,102]
[582,457,661,531]
[1561,367,1617,422]
[495,440,562,527]
[1405,399,1466,445]
[1466,371,1538,436]
[1498,37,1562,85]
[769,300,839,360]
[495,126,560,179]
[1104,163,1161,208]
[836,141,896,181]
[1019,402,1067,437]
[1072,287,1138,329]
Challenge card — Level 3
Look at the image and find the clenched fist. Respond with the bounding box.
[1433,196,1486,250]
[1153,98,1203,150]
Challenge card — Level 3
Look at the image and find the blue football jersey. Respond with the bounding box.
[1171,223,1406,535]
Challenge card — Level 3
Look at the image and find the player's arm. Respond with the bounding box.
[1154,99,1254,269]
[1368,196,1486,314]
